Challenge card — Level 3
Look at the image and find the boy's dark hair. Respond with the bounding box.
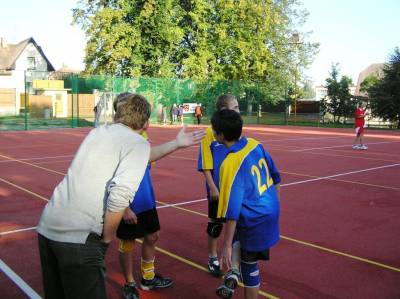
[215,94,237,111]
[211,109,242,142]
[114,93,151,130]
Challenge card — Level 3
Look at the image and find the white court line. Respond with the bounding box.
[1,162,400,296]
[283,163,400,187]
[0,226,37,236]
[157,198,207,209]
[292,140,400,152]
[0,155,73,163]
[0,259,42,299]
[258,136,345,143]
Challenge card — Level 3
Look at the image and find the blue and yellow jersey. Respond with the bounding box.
[198,127,215,171]
[216,137,281,251]
[129,131,156,214]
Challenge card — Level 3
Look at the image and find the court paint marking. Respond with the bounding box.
[0,259,42,299]
[292,140,400,152]
[2,162,400,273]
[281,171,400,191]
[135,240,279,298]
[283,163,400,187]
[157,198,207,209]
[0,231,277,298]
[0,153,65,176]
[0,226,37,236]
[0,177,49,202]
[255,135,346,142]
[0,155,73,164]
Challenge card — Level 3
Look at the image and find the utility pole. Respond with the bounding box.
[292,33,302,124]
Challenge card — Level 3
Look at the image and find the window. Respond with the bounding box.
[27,57,36,70]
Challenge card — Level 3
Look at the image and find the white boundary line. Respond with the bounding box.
[157,198,207,209]
[283,163,400,187]
[292,140,400,152]
[0,259,42,299]
[0,227,37,236]
[1,162,400,297]
[0,155,73,163]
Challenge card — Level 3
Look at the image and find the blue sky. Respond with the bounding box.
[1,0,399,86]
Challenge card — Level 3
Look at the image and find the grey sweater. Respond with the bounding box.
[37,123,150,243]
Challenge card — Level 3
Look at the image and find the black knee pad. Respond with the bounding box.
[207,222,223,238]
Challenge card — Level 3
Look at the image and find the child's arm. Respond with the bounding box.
[220,219,237,271]
[203,170,219,200]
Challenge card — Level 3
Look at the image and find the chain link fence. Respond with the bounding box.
[0,71,329,131]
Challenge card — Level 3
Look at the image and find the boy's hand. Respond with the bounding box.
[210,186,219,201]
[123,207,137,224]
[220,245,233,271]
[176,125,205,148]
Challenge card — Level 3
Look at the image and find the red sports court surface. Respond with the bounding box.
[0,125,399,299]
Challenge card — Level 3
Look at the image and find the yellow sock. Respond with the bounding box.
[141,258,155,280]
[118,239,135,253]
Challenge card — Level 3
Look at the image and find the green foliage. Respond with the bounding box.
[366,48,400,128]
[360,75,379,94]
[300,80,316,99]
[320,63,355,123]
[73,0,319,109]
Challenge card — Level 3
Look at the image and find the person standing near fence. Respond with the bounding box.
[195,104,203,125]
[353,102,368,150]
[178,105,184,125]
[37,94,152,299]
[171,104,178,124]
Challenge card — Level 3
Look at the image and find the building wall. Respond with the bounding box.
[0,43,51,116]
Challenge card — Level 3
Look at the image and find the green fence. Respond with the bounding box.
[5,71,382,131]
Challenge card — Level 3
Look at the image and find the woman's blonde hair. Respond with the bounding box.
[113,93,151,130]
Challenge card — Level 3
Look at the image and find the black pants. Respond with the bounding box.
[197,115,201,125]
[38,233,109,299]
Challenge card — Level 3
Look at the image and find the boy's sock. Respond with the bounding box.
[141,258,155,280]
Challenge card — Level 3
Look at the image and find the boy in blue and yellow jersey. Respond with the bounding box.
[114,93,205,299]
[198,94,240,277]
[210,110,281,299]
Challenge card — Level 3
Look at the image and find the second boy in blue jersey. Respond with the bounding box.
[210,110,281,299]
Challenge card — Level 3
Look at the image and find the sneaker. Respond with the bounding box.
[216,269,240,299]
[352,144,360,149]
[216,284,234,299]
[123,283,140,299]
[140,274,173,290]
[208,257,224,277]
[360,145,368,150]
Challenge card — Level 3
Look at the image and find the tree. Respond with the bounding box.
[366,48,400,128]
[73,0,319,109]
[301,80,316,99]
[320,64,355,123]
[73,0,183,77]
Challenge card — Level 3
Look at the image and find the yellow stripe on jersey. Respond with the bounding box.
[217,138,259,218]
[200,126,215,170]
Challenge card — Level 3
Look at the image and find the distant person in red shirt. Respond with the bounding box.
[353,102,368,150]
[195,104,202,125]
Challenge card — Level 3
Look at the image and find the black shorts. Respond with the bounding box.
[116,208,160,240]
[208,199,218,219]
[208,199,226,223]
[241,249,270,263]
